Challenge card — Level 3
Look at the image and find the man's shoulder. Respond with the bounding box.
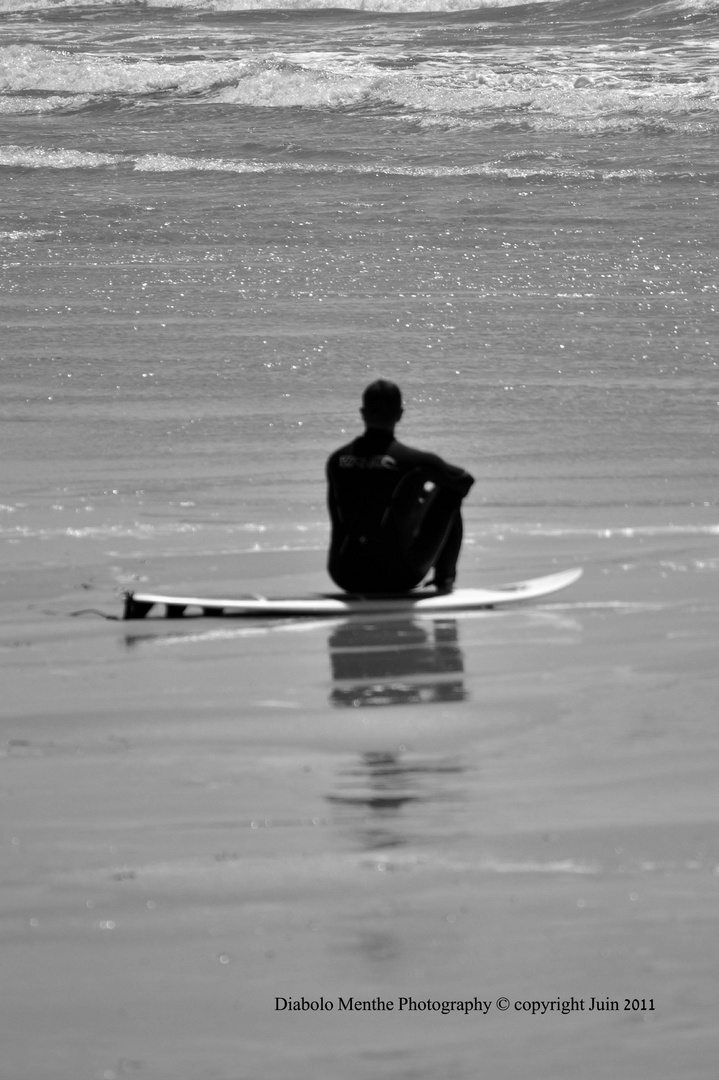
[389,438,440,465]
[327,439,357,468]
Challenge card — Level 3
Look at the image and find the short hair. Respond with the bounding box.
[361,379,403,420]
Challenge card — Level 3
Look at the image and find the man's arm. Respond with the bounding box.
[396,445,474,497]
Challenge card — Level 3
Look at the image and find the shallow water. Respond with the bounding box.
[3,591,719,1078]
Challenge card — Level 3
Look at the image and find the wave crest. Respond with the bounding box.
[1,42,718,124]
[0,0,552,13]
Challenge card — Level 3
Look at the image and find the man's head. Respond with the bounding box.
[361,379,403,430]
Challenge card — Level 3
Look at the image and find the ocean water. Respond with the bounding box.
[2,5,719,1078]
[1,0,717,589]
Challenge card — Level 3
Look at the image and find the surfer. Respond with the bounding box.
[326,379,474,594]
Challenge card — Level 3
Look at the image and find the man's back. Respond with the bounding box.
[327,428,472,543]
[326,380,474,595]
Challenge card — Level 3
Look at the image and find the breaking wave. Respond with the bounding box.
[1,36,717,129]
[0,0,718,16]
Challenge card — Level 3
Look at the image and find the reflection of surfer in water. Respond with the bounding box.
[328,618,466,708]
[326,380,475,594]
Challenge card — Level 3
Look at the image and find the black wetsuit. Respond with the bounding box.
[326,428,474,594]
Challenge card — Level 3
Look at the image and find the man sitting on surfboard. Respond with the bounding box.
[326,379,475,594]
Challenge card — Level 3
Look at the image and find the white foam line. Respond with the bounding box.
[131,619,337,646]
[524,524,719,538]
[479,859,598,875]
[3,143,717,183]
[544,601,667,611]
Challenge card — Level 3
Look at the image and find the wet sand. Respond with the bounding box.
[2,552,718,1080]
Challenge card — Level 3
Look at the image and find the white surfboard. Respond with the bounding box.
[122,567,582,620]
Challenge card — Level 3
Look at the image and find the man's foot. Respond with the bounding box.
[427,576,454,594]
